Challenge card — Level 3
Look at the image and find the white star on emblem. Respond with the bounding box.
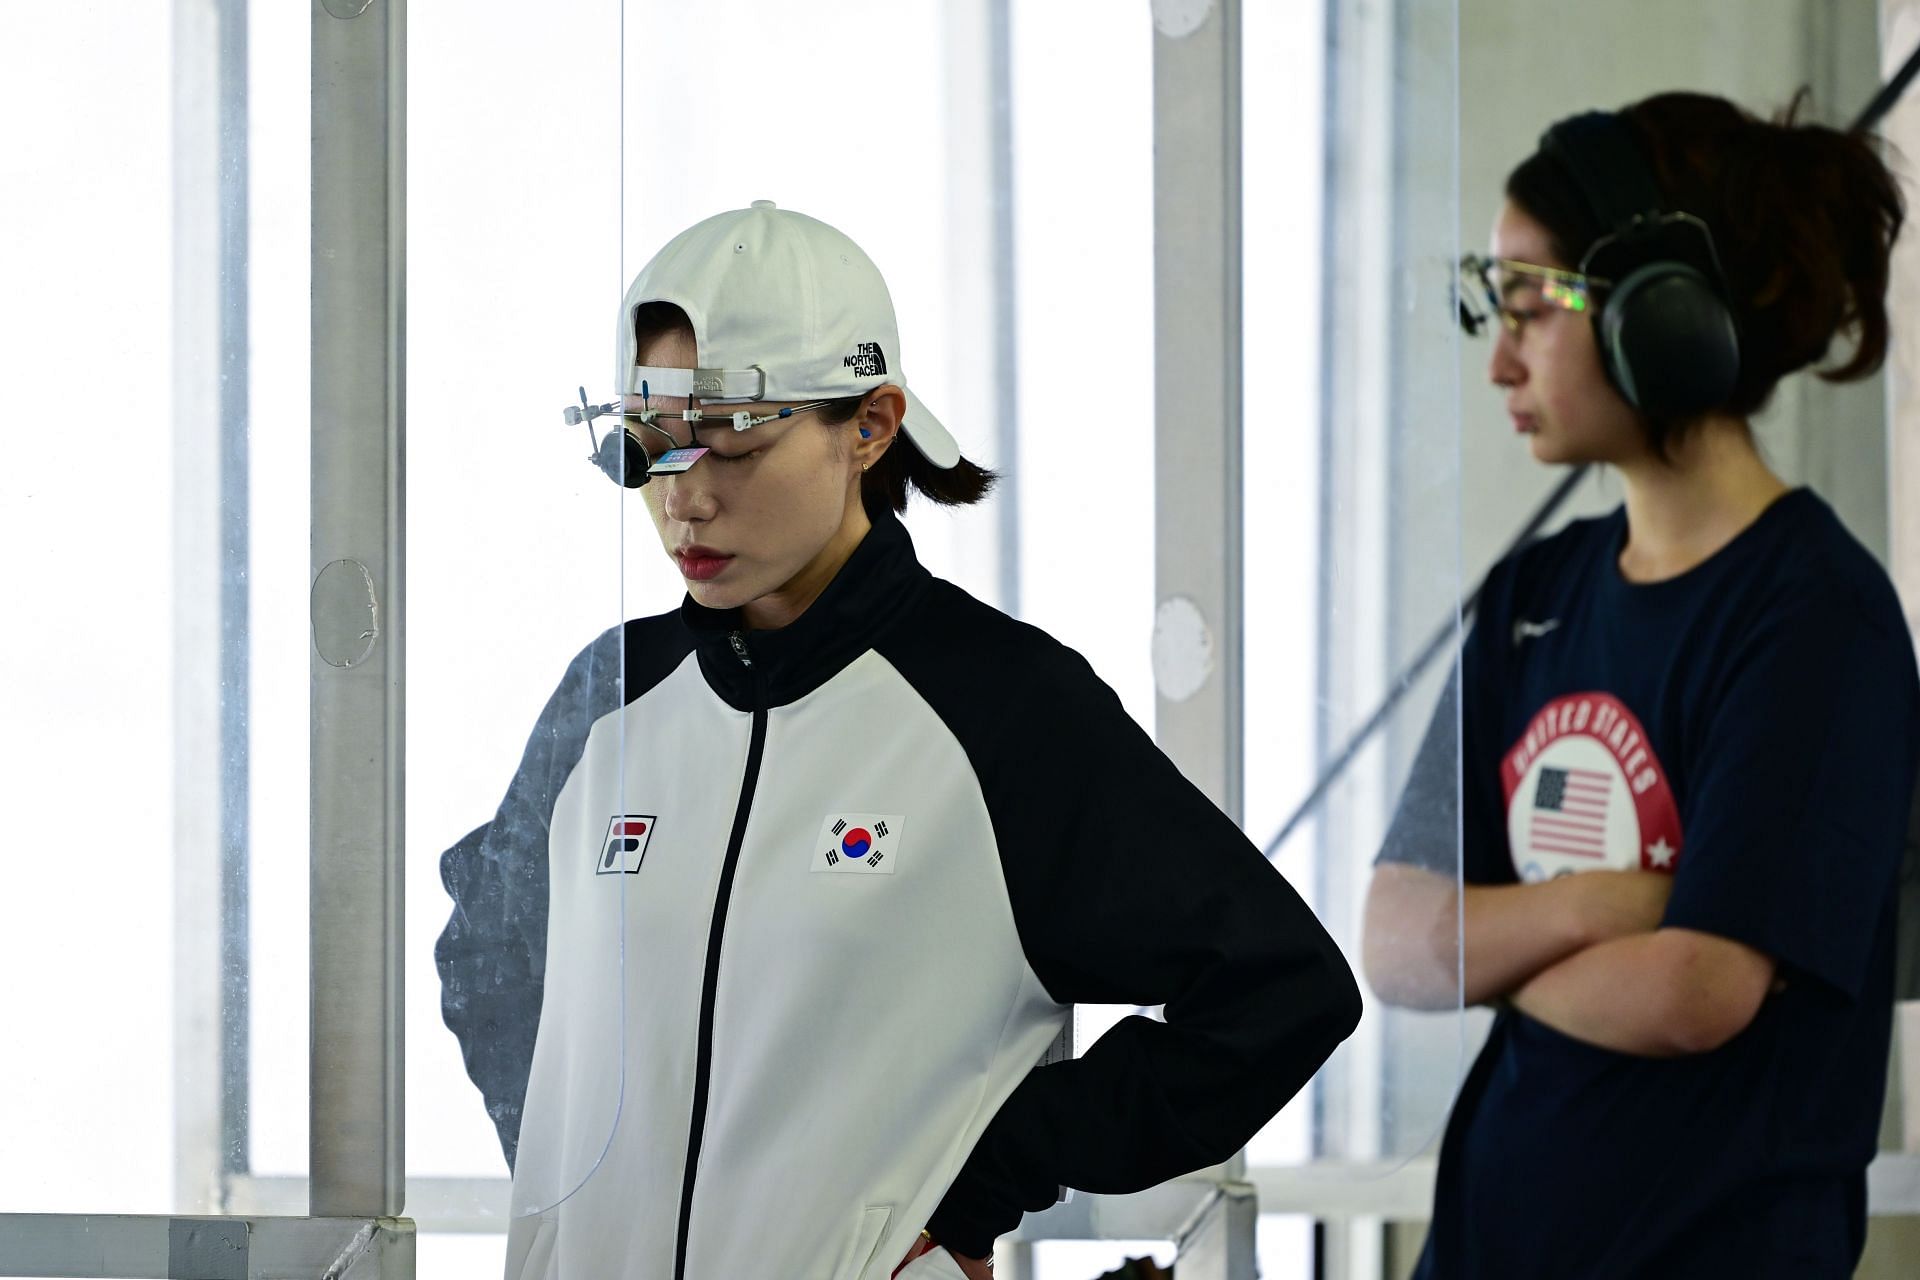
[1647,838,1675,868]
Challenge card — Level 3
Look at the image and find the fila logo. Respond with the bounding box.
[842,342,887,378]
[812,812,904,875]
[596,814,657,875]
[1512,617,1561,648]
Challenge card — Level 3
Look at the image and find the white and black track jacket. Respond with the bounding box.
[436,510,1361,1280]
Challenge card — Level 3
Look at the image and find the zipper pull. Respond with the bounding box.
[728,631,754,668]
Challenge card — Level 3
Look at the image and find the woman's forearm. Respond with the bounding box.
[1364,865,1673,1009]
[1509,927,1776,1056]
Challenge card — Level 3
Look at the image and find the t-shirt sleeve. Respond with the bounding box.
[1663,602,1920,1000]
[1377,587,1513,887]
[1379,666,1464,878]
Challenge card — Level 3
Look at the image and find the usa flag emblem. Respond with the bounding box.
[1527,766,1612,861]
[811,812,904,875]
[596,814,657,875]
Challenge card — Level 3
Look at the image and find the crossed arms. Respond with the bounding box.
[1362,864,1776,1056]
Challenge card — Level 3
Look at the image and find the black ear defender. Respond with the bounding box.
[1540,112,1741,420]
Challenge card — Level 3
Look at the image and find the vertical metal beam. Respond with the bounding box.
[988,0,1020,617]
[1174,1184,1258,1280]
[939,0,1021,615]
[1315,0,1403,1190]
[993,1241,1035,1280]
[172,0,250,1214]
[1151,0,1244,822]
[213,0,254,1190]
[310,0,406,1218]
[1882,0,1920,1157]
[1149,2,1252,1248]
[1886,1,1920,645]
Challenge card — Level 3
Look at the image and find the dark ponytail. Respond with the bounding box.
[1509,89,1904,426]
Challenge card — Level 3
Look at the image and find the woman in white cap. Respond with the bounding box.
[436,201,1360,1280]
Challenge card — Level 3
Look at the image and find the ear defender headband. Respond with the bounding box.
[1539,112,1741,420]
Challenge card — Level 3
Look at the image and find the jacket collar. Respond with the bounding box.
[679,507,931,711]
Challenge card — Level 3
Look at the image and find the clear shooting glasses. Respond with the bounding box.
[1454,254,1610,338]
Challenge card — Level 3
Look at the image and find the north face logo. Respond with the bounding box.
[842,342,887,378]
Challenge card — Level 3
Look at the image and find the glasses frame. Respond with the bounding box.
[562,387,842,488]
[1455,254,1612,337]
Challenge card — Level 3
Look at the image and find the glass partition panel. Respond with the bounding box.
[406,0,630,1237]
[410,0,1019,1261]
[1243,0,1469,1191]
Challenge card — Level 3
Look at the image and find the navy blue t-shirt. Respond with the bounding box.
[1382,489,1920,1278]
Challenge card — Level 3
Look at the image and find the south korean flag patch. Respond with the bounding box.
[812,813,904,874]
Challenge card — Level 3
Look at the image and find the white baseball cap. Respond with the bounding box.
[612,201,960,469]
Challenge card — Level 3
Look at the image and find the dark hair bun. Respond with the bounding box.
[1621,90,1904,414]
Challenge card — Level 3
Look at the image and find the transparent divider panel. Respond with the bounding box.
[406,0,630,1225]
[619,0,1008,1240]
[1245,0,1470,1181]
[413,0,1016,1255]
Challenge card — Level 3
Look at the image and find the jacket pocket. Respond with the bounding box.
[833,1204,894,1280]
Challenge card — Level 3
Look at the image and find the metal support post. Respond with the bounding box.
[0,1214,415,1280]
[172,0,252,1214]
[1151,0,1244,823]
[938,0,1021,615]
[1147,0,1256,1259]
[1882,0,1920,1166]
[310,0,407,1219]
[992,1240,1035,1280]
[1173,1183,1259,1280]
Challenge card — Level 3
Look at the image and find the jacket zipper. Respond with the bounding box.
[672,677,767,1280]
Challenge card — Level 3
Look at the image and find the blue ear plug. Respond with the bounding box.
[859,428,871,438]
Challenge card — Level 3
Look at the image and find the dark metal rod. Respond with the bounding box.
[1852,38,1920,134]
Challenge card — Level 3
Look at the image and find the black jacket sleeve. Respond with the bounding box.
[433,626,628,1168]
[922,638,1363,1256]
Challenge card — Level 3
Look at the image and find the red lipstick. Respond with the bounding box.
[675,546,733,582]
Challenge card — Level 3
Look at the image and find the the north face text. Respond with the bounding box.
[843,342,887,378]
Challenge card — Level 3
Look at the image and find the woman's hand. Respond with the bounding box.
[894,1233,993,1278]
[948,1250,993,1279]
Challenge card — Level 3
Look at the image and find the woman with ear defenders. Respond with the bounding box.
[1364,94,1920,1277]
[433,202,1362,1280]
